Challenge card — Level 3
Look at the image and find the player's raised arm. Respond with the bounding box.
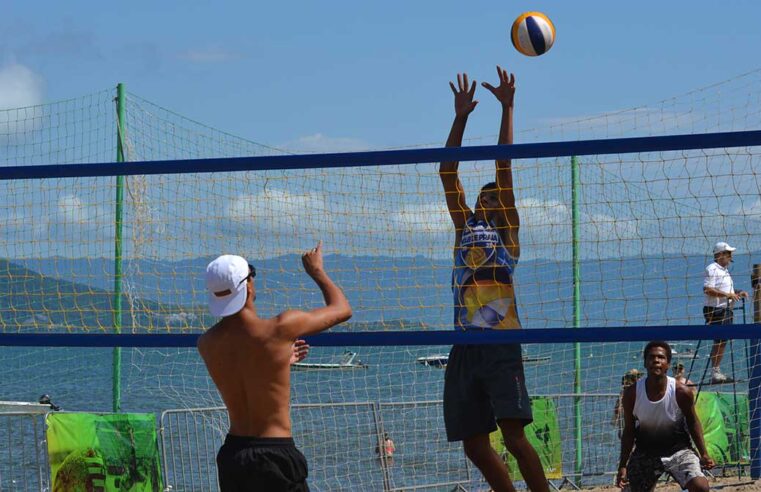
[277,241,352,339]
[440,73,477,233]
[482,65,519,259]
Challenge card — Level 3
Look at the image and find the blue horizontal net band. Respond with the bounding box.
[0,324,757,347]
[4,129,761,180]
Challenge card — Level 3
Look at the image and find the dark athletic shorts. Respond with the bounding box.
[443,343,533,442]
[704,306,733,343]
[217,435,309,492]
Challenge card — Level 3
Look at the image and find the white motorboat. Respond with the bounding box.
[416,353,550,368]
[293,351,369,371]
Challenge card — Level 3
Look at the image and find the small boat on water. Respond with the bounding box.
[416,355,449,368]
[293,351,369,371]
[671,343,701,360]
[416,353,550,368]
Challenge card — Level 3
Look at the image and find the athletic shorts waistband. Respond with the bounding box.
[224,435,295,448]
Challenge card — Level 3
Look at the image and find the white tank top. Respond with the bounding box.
[632,376,691,455]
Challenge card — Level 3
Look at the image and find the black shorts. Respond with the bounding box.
[704,306,733,343]
[217,435,309,492]
[443,343,532,442]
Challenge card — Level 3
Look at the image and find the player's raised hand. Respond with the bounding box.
[481,65,515,108]
[449,72,478,117]
[302,241,325,277]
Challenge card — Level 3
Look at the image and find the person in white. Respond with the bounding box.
[703,241,748,384]
[616,341,713,491]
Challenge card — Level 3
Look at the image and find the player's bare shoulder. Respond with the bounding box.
[675,380,695,403]
[196,320,221,355]
[272,309,303,333]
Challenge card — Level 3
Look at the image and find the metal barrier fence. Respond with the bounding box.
[0,407,50,492]
[160,401,477,492]
[0,392,746,491]
[158,396,629,492]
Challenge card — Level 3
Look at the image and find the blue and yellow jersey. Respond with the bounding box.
[452,216,520,330]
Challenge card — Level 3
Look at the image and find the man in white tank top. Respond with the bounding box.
[616,341,714,491]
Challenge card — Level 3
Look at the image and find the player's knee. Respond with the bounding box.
[503,436,533,461]
[498,420,527,446]
[685,477,709,492]
[463,438,492,465]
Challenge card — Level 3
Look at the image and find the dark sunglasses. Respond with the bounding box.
[237,264,256,286]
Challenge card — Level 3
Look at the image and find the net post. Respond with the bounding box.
[750,264,761,479]
[112,82,126,413]
[571,155,583,479]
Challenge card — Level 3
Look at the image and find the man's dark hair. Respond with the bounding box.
[480,182,497,193]
[643,340,672,363]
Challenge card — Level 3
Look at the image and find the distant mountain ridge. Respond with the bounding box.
[13,251,761,330]
[0,257,190,333]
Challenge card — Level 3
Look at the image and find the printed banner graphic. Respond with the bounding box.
[47,413,162,492]
[490,396,563,479]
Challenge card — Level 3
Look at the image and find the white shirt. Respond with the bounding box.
[632,376,691,454]
[703,261,734,308]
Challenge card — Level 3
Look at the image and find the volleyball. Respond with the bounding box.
[511,12,555,57]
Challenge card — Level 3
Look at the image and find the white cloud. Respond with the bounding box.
[519,197,570,228]
[227,188,327,223]
[285,133,370,153]
[0,64,45,110]
[390,203,451,232]
[0,64,45,140]
[0,209,47,237]
[177,48,240,63]
[584,213,639,241]
[57,194,90,224]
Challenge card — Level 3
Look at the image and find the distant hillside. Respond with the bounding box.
[0,258,200,333]
[15,251,761,329]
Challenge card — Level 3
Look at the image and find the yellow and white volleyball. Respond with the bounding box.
[511,12,556,57]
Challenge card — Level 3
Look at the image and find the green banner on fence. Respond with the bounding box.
[714,393,750,464]
[696,391,750,465]
[695,392,730,464]
[490,396,563,480]
[46,413,162,492]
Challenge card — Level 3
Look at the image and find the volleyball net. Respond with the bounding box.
[0,70,760,490]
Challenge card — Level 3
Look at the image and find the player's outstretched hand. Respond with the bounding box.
[481,65,515,108]
[290,339,310,365]
[302,241,325,277]
[615,467,628,489]
[449,72,478,118]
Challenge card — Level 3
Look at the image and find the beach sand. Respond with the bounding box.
[581,476,761,491]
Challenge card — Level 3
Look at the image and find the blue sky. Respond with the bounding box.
[3,0,761,151]
[0,1,760,264]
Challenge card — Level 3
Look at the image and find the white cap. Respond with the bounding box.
[206,255,250,317]
[713,241,737,255]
